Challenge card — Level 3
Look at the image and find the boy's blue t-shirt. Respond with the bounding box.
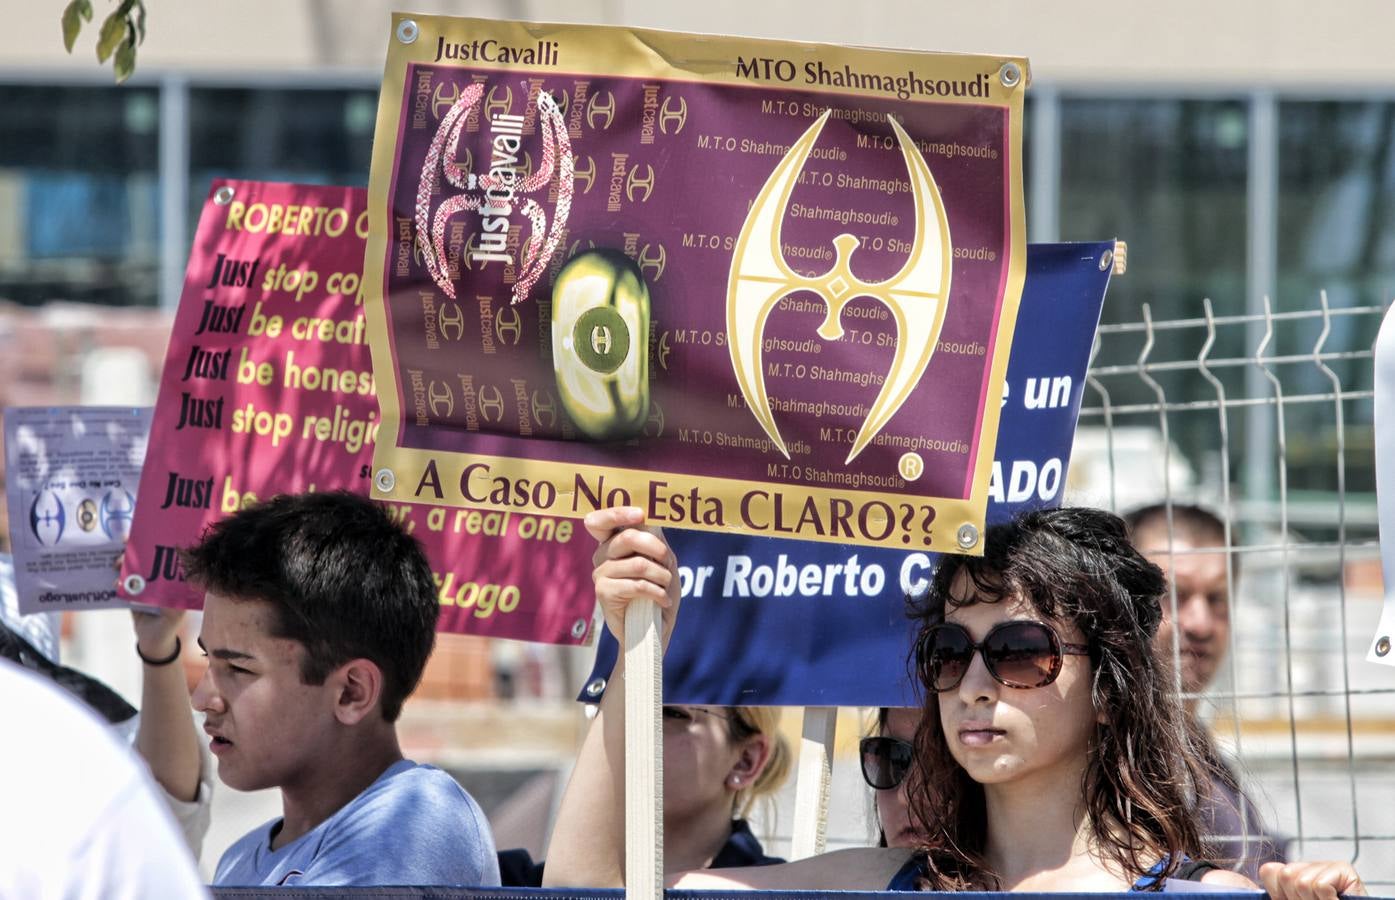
[214,759,501,887]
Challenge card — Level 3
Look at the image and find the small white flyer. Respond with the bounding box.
[3,407,150,613]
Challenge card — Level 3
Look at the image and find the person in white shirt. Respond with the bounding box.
[0,552,215,856]
[0,657,208,899]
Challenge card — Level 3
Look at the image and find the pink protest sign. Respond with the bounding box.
[118,180,596,644]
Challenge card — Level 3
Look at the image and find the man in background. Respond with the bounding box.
[1126,502,1287,878]
[1126,503,1232,708]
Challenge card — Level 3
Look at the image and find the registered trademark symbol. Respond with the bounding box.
[898,452,924,481]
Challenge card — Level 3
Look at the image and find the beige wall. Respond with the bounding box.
[3,0,1394,89]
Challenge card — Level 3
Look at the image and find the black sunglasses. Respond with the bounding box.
[860,735,913,790]
[916,620,1090,692]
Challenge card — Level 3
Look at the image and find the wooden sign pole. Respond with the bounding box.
[624,597,664,900]
[789,706,837,859]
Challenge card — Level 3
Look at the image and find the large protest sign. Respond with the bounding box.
[365,14,1028,552]
[118,180,596,644]
[581,242,1115,706]
[4,406,149,613]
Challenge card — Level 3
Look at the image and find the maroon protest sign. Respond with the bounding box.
[119,180,596,643]
[367,16,1028,552]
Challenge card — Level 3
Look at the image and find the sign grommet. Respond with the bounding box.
[395,19,419,44]
[374,468,396,493]
[956,523,979,550]
[213,186,235,206]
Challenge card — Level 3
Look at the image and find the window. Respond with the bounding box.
[0,85,160,307]
[1274,101,1395,500]
[186,87,378,230]
[1059,98,1251,485]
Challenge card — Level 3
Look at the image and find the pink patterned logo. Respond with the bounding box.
[415,84,574,305]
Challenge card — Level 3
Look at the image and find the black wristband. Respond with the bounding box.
[136,635,182,667]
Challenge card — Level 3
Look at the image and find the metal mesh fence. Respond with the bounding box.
[761,293,1393,886]
[1070,294,1388,882]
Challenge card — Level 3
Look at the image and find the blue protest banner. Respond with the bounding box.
[206,887,1283,893]
[209,888,1281,899]
[580,242,1115,707]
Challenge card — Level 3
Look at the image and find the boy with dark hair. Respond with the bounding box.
[148,490,498,886]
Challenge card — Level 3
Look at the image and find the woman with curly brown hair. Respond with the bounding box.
[545,505,1366,895]
[893,505,1247,890]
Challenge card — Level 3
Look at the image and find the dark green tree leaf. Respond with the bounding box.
[61,0,84,53]
[135,1,146,43]
[95,8,125,63]
[113,33,136,83]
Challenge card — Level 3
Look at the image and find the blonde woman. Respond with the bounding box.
[499,702,790,884]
